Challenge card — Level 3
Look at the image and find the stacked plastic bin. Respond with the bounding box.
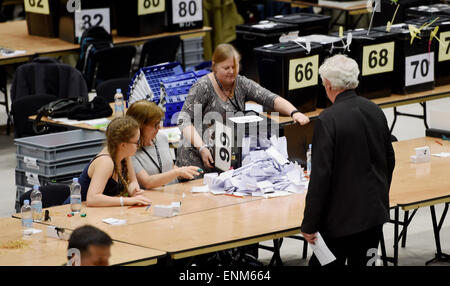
[127,62,184,105]
[14,130,105,212]
[159,69,209,127]
[176,37,204,71]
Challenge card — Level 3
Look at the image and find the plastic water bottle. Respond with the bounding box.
[30,185,42,221]
[21,200,33,235]
[114,88,125,117]
[306,144,312,176]
[70,178,82,213]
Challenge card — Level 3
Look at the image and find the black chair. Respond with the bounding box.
[10,57,88,103]
[90,46,136,90]
[95,77,131,102]
[11,94,66,138]
[0,67,11,135]
[139,36,181,68]
[19,183,71,209]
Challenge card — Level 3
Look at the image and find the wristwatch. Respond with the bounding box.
[199,144,209,153]
[290,109,301,118]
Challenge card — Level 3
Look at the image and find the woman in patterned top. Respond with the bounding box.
[176,43,310,172]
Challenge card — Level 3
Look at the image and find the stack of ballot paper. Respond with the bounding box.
[199,136,308,198]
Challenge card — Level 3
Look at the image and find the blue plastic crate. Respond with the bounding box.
[128,62,184,104]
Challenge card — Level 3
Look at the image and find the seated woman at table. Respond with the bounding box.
[126,100,202,189]
[65,116,152,207]
[176,43,310,173]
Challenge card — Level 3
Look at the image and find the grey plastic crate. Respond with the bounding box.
[15,130,105,162]
[177,49,204,66]
[15,168,81,189]
[178,37,203,53]
[16,155,91,177]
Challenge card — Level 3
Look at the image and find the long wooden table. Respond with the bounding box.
[385,137,450,266]
[10,137,450,266]
[106,194,305,261]
[270,84,450,128]
[13,179,264,233]
[0,20,212,66]
[0,218,165,266]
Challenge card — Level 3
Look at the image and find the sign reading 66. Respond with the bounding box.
[362,41,395,76]
[214,121,232,172]
[288,55,319,91]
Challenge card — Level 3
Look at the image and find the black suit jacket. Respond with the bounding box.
[301,90,395,238]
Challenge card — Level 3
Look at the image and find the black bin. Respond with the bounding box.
[332,29,399,99]
[374,24,435,94]
[255,41,322,113]
[406,3,450,19]
[406,16,450,86]
[25,0,60,37]
[59,0,112,43]
[114,0,166,37]
[165,0,203,31]
[236,21,298,82]
[268,13,330,36]
[296,34,350,108]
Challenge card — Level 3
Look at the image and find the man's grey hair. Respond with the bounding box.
[318,54,360,90]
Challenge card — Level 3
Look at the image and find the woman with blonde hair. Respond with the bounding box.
[127,100,201,189]
[66,116,152,207]
[176,43,310,171]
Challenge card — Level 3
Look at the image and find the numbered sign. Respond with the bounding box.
[438,31,450,62]
[172,0,202,24]
[74,8,111,39]
[24,0,50,15]
[405,52,434,87]
[362,41,395,76]
[138,0,165,16]
[288,55,319,91]
[214,120,232,172]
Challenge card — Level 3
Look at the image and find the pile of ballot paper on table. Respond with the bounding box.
[192,136,308,198]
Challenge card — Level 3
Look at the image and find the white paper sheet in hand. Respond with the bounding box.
[309,232,336,266]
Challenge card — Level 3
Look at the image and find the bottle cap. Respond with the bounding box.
[309,144,312,148]
[24,200,30,205]
[116,88,122,93]
[73,178,78,183]
[33,185,39,190]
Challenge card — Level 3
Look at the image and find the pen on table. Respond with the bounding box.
[435,140,443,146]
[225,194,244,199]
[145,203,152,211]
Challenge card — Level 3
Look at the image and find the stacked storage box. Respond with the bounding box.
[159,69,209,126]
[176,37,204,71]
[127,62,184,105]
[14,130,105,212]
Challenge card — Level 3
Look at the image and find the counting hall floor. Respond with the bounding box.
[0,99,449,266]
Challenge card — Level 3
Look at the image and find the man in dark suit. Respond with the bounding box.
[301,54,396,266]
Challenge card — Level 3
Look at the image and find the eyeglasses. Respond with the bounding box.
[127,139,140,146]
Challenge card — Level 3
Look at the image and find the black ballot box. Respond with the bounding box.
[25,0,61,37]
[254,41,322,113]
[332,28,399,99]
[268,13,330,36]
[213,111,279,171]
[114,0,166,37]
[406,3,450,19]
[295,34,351,108]
[58,0,112,43]
[236,21,298,82]
[406,16,450,86]
[165,0,203,31]
[374,24,436,94]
